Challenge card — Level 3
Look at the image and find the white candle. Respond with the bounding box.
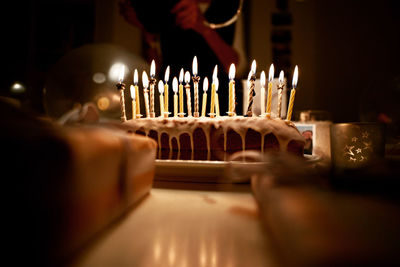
[184,71,192,117]
[149,59,156,118]
[158,80,165,117]
[214,78,220,117]
[210,65,218,117]
[173,77,178,117]
[277,70,284,118]
[260,70,266,116]
[201,77,208,117]
[142,71,150,118]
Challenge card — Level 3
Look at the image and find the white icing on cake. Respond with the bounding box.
[124,116,305,160]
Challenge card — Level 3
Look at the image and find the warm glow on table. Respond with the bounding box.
[69,188,275,267]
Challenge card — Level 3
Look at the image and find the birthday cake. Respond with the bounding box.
[124,116,305,160]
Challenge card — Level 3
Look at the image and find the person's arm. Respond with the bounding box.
[119,0,161,65]
[171,0,239,72]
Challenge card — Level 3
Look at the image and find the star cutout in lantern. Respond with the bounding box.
[343,129,374,163]
[363,141,372,150]
[345,146,355,156]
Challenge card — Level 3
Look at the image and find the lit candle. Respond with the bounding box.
[164,66,170,116]
[214,78,220,117]
[149,60,156,118]
[277,70,284,118]
[158,80,165,117]
[178,68,184,117]
[201,77,208,117]
[260,70,266,116]
[130,85,136,120]
[246,60,257,117]
[173,77,178,117]
[184,71,192,117]
[192,56,200,117]
[210,65,218,118]
[133,69,142,118]
[266,63,274,117]
[228,63,236,116]
[286,65,299,121]
[142,71,150,118]
[116,65,127,122]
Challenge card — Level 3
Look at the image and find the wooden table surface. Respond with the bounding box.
[69,186,278,267]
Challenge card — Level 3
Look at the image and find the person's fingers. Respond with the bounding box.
[176,16,196,30]
[175,9,197,25]
[171,0,191,14]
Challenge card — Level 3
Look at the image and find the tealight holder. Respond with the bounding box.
[330,122,385,170]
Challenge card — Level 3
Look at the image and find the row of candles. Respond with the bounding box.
[116,56,299,122]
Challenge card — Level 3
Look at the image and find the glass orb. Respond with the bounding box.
[43,43,148,120]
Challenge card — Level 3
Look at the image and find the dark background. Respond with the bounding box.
[3,0,400,129]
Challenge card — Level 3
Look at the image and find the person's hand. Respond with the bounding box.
[118,0,143,29]
[171,0,206,33]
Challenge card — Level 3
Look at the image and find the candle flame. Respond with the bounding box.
[251,60,257,75]
[212,65,218,82]
[179,68,184,83]
[142,71,149,88]
[130,85,135,99]
[172,77,178,93]
[192,56,198,76]
[260,71,266,87]
[203,77,209,92]
[214,78,219,92]
[158,80,164,94]
[292,65,299,88]
[133,69,138,85]
[184,71,190,84]
[164,66,170,82]
[118,65,125,82]
[279,70,284,84]
[228,64,235,80]
[150,60,156,77]
[268,64,274,81]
